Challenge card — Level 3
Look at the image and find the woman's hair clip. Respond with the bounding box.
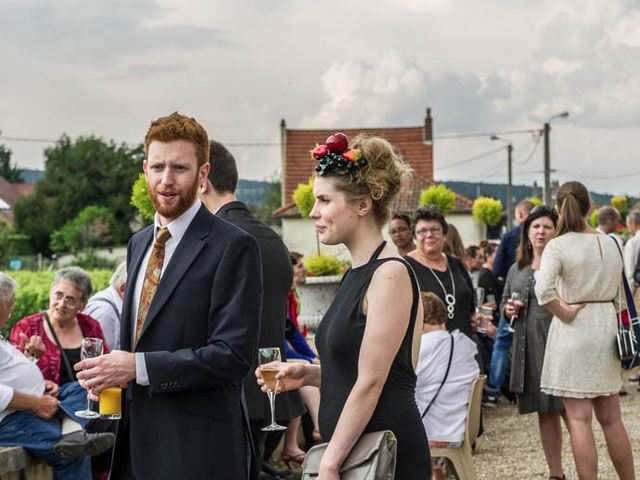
[310,133,368,176]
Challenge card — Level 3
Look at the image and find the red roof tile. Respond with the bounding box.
[282,125,433,207]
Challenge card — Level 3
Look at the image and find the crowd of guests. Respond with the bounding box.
[1,114,639,480]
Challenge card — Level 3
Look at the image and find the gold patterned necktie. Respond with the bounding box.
[135,227,171,344]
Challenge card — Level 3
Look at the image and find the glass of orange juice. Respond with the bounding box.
[99,387,122,419]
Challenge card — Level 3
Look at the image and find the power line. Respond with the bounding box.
[0,136,57,144]
[513,132,542,166]
[437,146,505,171]
[555,169,640,180]
[0,135,280,147]
[1,126,544,146]
[434,128,541,141]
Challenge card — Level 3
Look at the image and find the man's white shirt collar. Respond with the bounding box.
[153,199,202,244]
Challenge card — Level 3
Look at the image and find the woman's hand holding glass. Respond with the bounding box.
[506,292,524,332]
[256,361,309,394]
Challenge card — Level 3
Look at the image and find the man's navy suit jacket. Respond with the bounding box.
[113,205,262,480]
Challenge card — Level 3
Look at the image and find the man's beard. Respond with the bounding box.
[148,178,199,220]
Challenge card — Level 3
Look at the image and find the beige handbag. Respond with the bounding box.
[301,430,397,479]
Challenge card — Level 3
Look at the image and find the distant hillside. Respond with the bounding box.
[14,172,630,209]
[13,172,274,205]
[236,179,274,205]
[19,169,44,183]
[441,181,620,207]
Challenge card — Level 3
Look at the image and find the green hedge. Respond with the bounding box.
[2,269,111,337]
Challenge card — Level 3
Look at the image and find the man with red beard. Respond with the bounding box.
[76,112,262,480]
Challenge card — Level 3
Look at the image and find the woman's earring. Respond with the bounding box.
[527,240,532,251]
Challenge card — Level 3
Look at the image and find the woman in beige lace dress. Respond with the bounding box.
[535,181,634,480]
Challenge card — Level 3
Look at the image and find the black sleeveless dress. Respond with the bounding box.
[315,243,431,479]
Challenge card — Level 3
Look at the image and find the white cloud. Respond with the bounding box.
[1,0,640,194]
[609,10,640,47]
[541,57,583,78]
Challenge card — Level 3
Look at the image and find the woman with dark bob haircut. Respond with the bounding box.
[502,205,567,479]
[406,206,480,338]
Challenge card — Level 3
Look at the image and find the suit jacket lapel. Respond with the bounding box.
[121,227,154,352]
[138,206,212,341]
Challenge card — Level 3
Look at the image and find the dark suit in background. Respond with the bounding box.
[112,205,262,480]
[217,201,306,464]
[492,225,521,280]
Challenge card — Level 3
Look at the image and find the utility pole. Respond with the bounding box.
[543,122,551,205]
[490,135,514,228]
[507,143,513,229]
[543,111,569,205]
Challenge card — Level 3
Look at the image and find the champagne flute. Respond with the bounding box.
[508,292,522,333]
[74,337,103,419]
[474,287,485,315]
[259,347,287,432]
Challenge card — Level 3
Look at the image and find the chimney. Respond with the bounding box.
[280,119,287,207]
[423,107,433,145]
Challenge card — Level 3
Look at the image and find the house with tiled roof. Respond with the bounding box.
[0,176,34,224]
[275,109,482,258]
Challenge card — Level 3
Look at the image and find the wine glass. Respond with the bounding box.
[259,347,287,432]
[74,337,103,419]
[474,287,485,315]
[508,292,522,333]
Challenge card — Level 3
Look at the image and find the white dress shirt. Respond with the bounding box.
[415,329,479,443]
[0,338,46,423]
[133,199,202,385]
[84,286,123,351]
[624,230,640,289]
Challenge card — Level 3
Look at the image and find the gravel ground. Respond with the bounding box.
[475,372,640,479]
[271,371,640,479]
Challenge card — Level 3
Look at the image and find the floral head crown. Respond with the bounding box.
[310,132,368,176]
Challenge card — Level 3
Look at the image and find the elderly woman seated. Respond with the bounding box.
[415,292,480,480]
[10,267,108,386]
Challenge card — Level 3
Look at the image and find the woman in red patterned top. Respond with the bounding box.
[10,267,108,386]
[287,251,307,337]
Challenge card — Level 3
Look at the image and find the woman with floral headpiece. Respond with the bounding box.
[257,133,429,479]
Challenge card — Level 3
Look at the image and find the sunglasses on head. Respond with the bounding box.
[530,205,558,220]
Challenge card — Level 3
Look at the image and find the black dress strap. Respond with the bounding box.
[369,241,387,262]
[43,311,76,382]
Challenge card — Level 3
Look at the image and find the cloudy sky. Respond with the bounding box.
[1,0,639,195]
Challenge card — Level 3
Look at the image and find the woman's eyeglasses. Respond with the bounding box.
[415,226,443,237]
[389,226,409,235]
[51,291,80,308]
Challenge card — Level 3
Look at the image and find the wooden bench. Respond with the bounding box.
[0,447,52,480]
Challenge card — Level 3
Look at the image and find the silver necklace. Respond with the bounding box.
[424,255,456,320]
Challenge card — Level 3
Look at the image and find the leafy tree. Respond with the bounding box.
[293,177,320,253]
[526,196,542,207]
[131,173,155,222]
[248,179,283,226]
[50,205,118,253]
[611,196,628,211]
[13,135,143,253]
[0,142,22,182]
[292,178,315,218]
[588,209,599,228]
[419,184,456,214]
[0,219,12,267]
[472,197,503,238]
